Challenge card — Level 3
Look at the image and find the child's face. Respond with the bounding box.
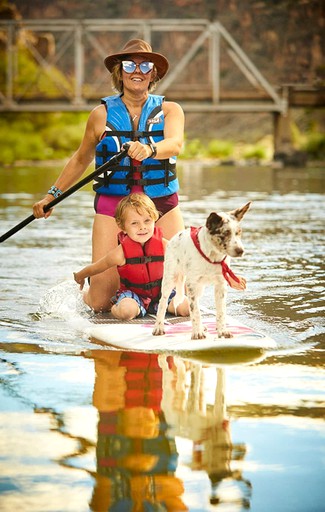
[122,207,155,245]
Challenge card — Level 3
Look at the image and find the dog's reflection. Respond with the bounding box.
[160,357,252,508]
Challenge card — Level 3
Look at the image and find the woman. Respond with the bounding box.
[33,39,185,312]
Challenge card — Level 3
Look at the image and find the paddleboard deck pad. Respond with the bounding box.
[86,311,276,363]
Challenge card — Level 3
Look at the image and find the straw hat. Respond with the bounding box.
[104,39,169,79]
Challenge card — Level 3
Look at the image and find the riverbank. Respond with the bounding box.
[1,110,324,166]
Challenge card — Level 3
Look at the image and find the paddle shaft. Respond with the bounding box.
[0,146,129,243]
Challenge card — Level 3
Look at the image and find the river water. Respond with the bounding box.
[0,162,324,512]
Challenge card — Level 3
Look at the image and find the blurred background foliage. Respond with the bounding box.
[1,110,323,165]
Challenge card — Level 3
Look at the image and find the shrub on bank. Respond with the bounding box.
[303,132,325,159]
[180,137,269,162]
[0,112,88,164]
[207,139,234,158]
[242,144,267,161]
[180,138,206,158]
[0,125,48,164]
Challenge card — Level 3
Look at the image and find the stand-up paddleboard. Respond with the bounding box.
[86,311,277,365]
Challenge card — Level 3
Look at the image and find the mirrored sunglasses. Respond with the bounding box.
[121,60,154,74]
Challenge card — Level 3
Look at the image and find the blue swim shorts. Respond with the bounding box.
[112,289,176,318]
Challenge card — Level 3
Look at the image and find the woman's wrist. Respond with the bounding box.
[146,143,157,158]
[47,185,63,198]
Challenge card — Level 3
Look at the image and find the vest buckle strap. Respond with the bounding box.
[125,255,164,265]
[120,277,162,290]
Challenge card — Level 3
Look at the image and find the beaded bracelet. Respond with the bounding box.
[47,185,62,198]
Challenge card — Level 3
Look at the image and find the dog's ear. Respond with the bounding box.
[206,212,223,234]
[231,202,252,221]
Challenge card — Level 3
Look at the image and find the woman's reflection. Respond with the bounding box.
[89,350,187,511]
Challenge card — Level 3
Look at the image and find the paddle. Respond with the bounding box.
[0,145,129,243]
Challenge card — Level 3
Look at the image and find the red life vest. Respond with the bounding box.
[118,226,164,301]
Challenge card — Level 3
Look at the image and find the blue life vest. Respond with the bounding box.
[94,94,179,197]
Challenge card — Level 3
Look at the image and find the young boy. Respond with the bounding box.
[74,194,189,320]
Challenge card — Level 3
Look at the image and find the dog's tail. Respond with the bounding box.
[173,275,186,315]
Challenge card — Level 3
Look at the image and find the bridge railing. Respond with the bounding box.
[0,18,287,113]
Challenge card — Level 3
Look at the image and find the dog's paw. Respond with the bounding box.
[191,330,207,340]
[152,325,165,336]
[217,329,233,339]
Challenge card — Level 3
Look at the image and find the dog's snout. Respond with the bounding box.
[235,247,244,256]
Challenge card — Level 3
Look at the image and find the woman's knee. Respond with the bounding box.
[173,297,190,317]
[86,269,119,312]
[84,288,112,313]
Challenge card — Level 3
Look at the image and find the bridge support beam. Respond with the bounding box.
[273,111,293,154]
[273,110,307,166]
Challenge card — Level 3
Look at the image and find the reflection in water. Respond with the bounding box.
[90,351,185,511]
[160,358,251,509]
[0,162,324,510]
[88,350,251,511]
[179,164,325,199]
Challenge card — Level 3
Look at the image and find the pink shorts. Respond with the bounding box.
[94,192,179,218]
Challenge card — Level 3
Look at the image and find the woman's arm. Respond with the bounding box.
[33,105,106,218]
[159,101,185,157]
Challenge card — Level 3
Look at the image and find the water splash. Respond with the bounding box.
[32,280,95,348]
[36,280,90,320]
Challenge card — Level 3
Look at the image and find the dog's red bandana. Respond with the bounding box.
[190,226,241,287]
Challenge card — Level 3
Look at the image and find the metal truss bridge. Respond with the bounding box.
[1,18,323,113]
[1,18,323,156]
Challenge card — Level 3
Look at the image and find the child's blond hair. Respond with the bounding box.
[115,193,160,230]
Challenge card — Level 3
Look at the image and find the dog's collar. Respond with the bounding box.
[190,226,241,286]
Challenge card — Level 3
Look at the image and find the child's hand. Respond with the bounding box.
[74,272,85,290]
[229,275,246,290]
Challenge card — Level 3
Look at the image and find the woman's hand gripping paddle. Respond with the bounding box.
[0,146,129,243]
